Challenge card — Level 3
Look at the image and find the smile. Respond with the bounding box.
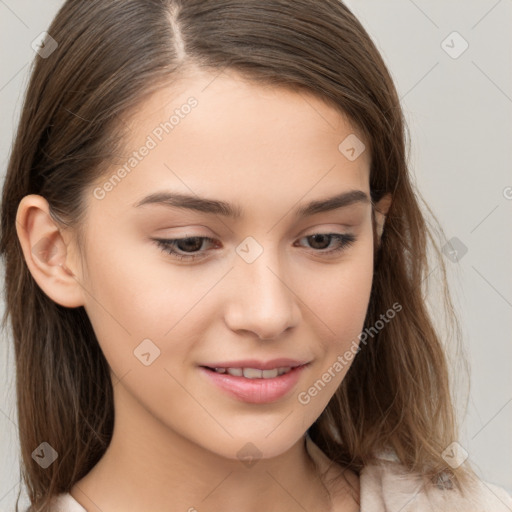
[199,363,309,404]
[208,367,292,378]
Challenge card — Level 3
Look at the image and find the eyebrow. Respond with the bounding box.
[133,190,370,219]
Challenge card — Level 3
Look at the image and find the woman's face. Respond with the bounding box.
[60,69,384,460]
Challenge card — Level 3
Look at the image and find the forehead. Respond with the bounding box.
[92,68,371,217]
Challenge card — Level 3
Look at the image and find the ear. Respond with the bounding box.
[373,193,392,244]
[15,194,85,308]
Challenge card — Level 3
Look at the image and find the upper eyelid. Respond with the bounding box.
[154,222,358,238]
[157,230,352,243]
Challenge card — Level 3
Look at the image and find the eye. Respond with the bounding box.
[152,232,357,262]
[294,233,357,256]
[152,236,218,262]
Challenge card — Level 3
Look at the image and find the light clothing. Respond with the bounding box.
[48,437,512,511]
[306,435,512,512]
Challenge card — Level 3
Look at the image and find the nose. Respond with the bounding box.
[223,248,301,340]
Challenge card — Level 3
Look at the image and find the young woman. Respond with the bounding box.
[1,1,511,511]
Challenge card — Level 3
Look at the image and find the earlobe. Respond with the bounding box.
[15,194,85,308]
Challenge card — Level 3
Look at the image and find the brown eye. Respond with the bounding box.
[152,236,218,261]
[174,237,204,253]
[306,234,332,250]
[295,233,356,255]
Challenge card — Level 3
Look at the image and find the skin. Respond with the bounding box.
[16,67,391,512]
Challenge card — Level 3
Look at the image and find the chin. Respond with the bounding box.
[194,425,309,463]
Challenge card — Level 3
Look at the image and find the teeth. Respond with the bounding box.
[243,367,263,379]
[212,366,293,378]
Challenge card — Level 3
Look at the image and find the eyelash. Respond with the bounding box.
[152,233,357,262]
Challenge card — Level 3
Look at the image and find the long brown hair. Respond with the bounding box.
[1,0,475,510]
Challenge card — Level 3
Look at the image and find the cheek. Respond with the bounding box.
[303,235,374,347]
[79,230,223,385]
[293,235,374,409]
[78,235,172,372]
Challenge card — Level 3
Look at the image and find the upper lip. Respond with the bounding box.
[200,358,309,370]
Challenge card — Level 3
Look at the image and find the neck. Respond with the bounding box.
[70,385,334,512]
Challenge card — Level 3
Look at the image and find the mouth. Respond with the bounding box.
[198,361,310,404]
[201,366,295,379]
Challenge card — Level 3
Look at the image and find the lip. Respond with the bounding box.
[199,362,310,404]
[200,358,307,370]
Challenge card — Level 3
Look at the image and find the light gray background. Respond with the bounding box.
[1,1,511,509]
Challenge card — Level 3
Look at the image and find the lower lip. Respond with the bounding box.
[199,365,308,404]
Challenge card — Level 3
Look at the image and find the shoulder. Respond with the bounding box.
[360,455,512,512]
[306,435,512,512]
